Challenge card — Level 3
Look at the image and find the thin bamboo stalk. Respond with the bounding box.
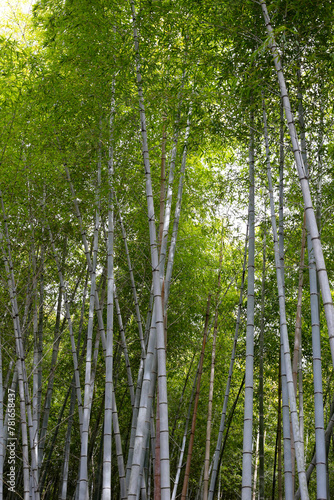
[259,216,266,500]
[181,295,211,500]
[208,226,248,500]
[171,356,199,500]
[263,96,309,500]
[129,1,170,495]
[297,74,327,499]
[242,107,255,500]
[102,78,116,496]
[203,224,224,500]
[79,154,101,499]
[260,0,334,371]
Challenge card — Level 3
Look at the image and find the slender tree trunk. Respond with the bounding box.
[48,227,83,430]
[59,384,76,500]
[0,195,40,500]
[242,107,255,500]
[114,284,135,406]
[129,2,170,495]
[102,81,115,500]
[171,357,199,500]
[181,295,211,500]
[275,96,294,500]
[208,226,248,500]
[128,312,157,498]
[203,224,224,500]
[252,431,260,500]
[79,157,101,499]
[260,0,334,371]
[259,214,266,500]
[296,70,327,499]
[262,97,309,500]
[164,109,191,313]
[291,216,306,493]
[277,351,282,500]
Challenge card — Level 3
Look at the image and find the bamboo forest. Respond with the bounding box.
[2,0,334,498]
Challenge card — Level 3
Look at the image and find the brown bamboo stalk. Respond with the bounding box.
[181,295,211,500]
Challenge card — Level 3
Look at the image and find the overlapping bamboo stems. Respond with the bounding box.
[48,227,83,431]
[31,241,42,475]
[292,219,306,393]
[164,110,191,312]
[171,356,199,500]
[116,197,145,355]
[115,199,151,484]
[208,225,248,499]
[39,282,64,470]
[154,69,186,500]
[102,80,115,500]
[259,215,266,500]
[217,375,246,476]
[58,272,88,499]
[112,388,127,499]
[260,0,334,369]
[277,98,293,500]
[262,98,309,500]
[39,378,71,494]
[295,394,334,499]
[170,351,195,453]
[241,108,255,500]
[79,153,101,499]
[203,224,224,500]
[66,170,127,498]
[297,76,326,499]
[138,353,157,500]
[273,356,282,500]
[129,1,170,496]
[0,193,40,500]
[291,219,306,492]
[181,295,211,500]
[114,284,135,406]
[128,316,157,498]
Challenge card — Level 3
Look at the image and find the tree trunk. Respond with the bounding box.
[262,96,309,500]
[129,2,170,495]
[297,73,327,499]
[209,225,248,500]
[260,0,334,372]
[203,223,224,500]
[242,107,255,500]
[181,295,211,500]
